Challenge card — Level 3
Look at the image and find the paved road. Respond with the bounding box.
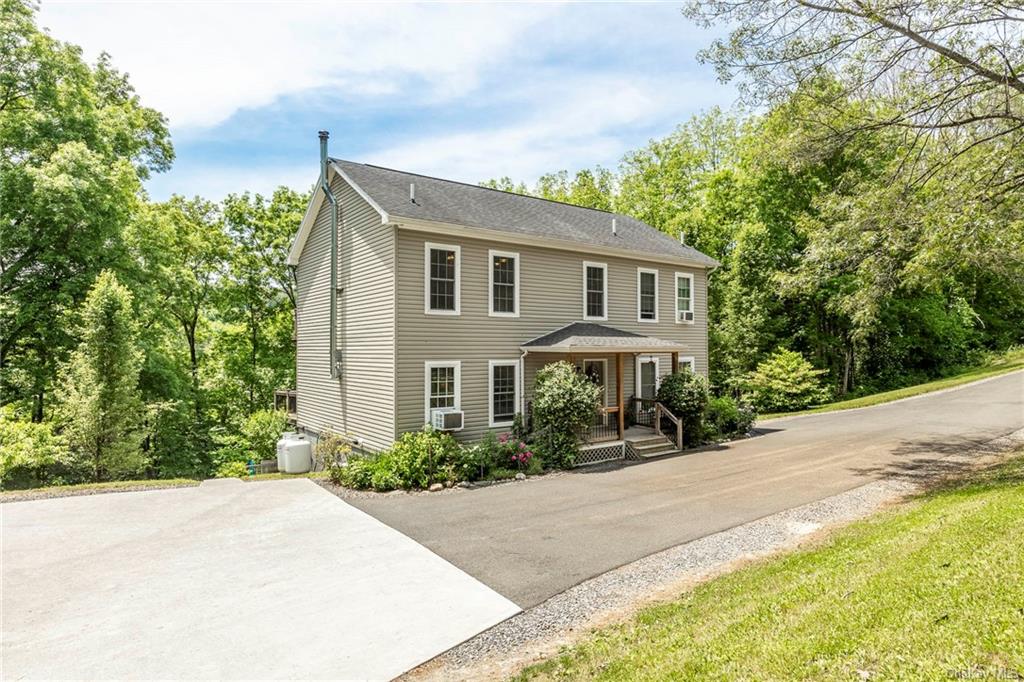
[2,478,518,680]
[349,371,1024,608]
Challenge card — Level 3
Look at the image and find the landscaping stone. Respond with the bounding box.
[515,473,526,481]
[428,483,444,492]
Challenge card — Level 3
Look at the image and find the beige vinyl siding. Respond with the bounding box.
[295,172,396,450]
[395,230,708,442]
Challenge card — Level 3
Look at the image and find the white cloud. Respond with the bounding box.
[37,2,560,129]
[365,73,734,184]
[37,2,737,199]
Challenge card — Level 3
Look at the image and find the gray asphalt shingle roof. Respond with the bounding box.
[522,322,687,352]
[332,159,718,267]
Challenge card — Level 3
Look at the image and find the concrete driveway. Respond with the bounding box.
[349,370,1024,608]
[1,478,518,680]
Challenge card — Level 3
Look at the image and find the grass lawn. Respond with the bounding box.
[516,447,1024,681]
[761,349,1024,420]
[0,477,199,502]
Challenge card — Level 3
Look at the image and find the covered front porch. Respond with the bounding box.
[520,322,688,449]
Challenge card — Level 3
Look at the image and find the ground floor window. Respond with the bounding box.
[677,356,696,373]
[489,360,519,427]
[424,361,461,423]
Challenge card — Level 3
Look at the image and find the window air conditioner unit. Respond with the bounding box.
[431,409,464,432]
[679,311,694,323]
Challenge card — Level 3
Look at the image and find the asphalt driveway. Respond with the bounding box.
[1,478,518,680]
[349,370,1024,608]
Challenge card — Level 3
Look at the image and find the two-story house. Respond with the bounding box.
[286,132,718,460]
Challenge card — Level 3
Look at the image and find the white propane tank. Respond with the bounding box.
[282,437,312,474]
[276,432,297,472]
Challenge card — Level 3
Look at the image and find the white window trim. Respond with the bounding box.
[634,355,661,398]
[424,242,461,315]
[675,272,694,325]
[581,358,609,407]
[488,359,520,427]
[424,360,461,424]
[582,261,608,321]
[636,267,659,323]
[677,356,696,372]
[487,249,520,318]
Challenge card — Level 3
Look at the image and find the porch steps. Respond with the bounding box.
[628,434,679,459]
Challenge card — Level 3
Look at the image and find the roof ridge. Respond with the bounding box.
[332,158,624,218]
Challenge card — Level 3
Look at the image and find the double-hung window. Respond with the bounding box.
[489,250,519,317]
[637,268,658,322]
[488,360,519,427]
[583,261,608,321]
[425,243,460,314]
[675,272,694,323]
[424,361,461,423]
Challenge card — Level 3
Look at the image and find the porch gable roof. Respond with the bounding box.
[520,322,687,354]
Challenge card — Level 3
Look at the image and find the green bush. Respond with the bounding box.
[705,396,757,441]
[744,349,832,412]
[148,400,212,478]
[240,409,287,463]
[531,361,601,467]
[215,461,249,478]
[0,412,89,489]
[656,370,710,447]
[315,429,352,480]
[338,425,462,491]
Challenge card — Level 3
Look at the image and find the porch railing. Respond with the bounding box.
[584,406,621,443]
[274,389,297,423]
[632,397,657,427]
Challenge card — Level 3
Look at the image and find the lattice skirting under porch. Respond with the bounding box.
[576,442,626,467]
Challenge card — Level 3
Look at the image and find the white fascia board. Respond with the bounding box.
[391,217,715,270]
[520,343,689,354]
[285,164,390,266]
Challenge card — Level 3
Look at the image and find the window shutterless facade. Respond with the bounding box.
[424,243,460,314]
[675,272,694,323]
[677,356,696,372]
[424,361,461,422]
[488,249,519,317]
[583,261,608,321]
[637,267,658,322]
[488,359,519,427]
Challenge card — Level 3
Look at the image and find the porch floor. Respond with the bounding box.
[623,425,659,442]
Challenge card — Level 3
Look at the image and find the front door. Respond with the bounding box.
[636,356,659,424]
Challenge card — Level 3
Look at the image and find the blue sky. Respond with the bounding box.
[38,2,737,201]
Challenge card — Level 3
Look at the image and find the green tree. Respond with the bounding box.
[0,0,172,420]
[215,188,305,420]
[56,271,146,481]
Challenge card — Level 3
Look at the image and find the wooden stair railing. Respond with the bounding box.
[653,402,684,450]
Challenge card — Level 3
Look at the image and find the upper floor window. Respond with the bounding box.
[489,249,519,317]
[675,272,694,323]
[637,268,658,322]
[425,243,460,315]
[583,261,608,320]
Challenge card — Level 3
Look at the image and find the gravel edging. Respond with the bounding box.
[405,427,1024,682]
[0,480,200,504]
